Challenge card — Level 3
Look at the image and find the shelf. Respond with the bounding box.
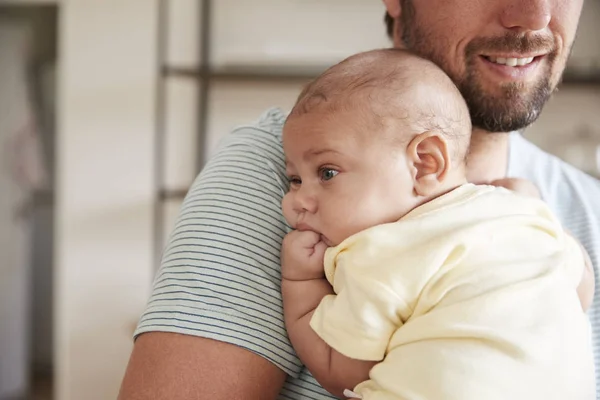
[164,65,600,86]
[31,189,53,206]
[159,188,188,200]
[31,189,189,204]
[163,65,326,82]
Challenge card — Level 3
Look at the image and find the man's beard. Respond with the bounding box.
[399,0,559,133]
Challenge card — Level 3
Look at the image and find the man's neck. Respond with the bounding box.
[466,129,511,184]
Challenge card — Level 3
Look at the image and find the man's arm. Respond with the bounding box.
[119,112,303,399]
[118,333,286,400]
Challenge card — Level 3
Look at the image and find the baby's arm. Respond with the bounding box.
[281,230,376,397]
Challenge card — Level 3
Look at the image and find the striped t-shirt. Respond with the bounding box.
[135,108,600,400]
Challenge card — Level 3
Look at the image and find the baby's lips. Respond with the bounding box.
[295,222,315,231]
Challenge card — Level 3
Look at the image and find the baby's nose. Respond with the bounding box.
[294,188,318,214]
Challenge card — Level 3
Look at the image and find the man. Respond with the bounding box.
[118,1,600,399]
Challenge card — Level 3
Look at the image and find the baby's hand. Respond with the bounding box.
[281,230,327,281]
[491,177,541,199]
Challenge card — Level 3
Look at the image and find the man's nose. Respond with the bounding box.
[293,187,318,214]
[499,0,552,33]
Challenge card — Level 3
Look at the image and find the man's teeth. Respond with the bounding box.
[487,56,535,66]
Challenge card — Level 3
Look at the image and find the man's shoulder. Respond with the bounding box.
[508,132,600,204]
[508,132,600,266]
[209,108,288,169]
[222,107,287,145]
[253,107,289,135]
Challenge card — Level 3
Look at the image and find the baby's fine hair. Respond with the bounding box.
[290,48,472,162]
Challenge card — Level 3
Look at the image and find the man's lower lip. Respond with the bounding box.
[479,56,542,80]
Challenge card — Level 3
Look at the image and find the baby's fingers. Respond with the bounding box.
[285,229,321,249]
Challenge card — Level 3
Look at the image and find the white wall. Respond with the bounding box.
[55,1,158,399]
[524,0,600,177]
[524,86,600,176]
[161,0,390,212]
[210,0,390,68]
[568,0,600,73]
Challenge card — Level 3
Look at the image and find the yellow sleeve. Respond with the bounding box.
[310,249,410,362]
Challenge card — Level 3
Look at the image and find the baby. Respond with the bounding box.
[280,49,595,400]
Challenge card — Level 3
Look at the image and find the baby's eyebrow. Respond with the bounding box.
[303,148,341,160]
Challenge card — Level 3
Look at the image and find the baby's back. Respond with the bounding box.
[356,184,595,400]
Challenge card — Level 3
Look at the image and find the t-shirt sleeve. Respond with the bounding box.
[134,112,304,377]
[310,247,410,362]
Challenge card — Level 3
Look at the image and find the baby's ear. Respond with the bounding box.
[407,131,451,197]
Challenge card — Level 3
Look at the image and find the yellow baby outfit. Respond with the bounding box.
[311,184,595,400]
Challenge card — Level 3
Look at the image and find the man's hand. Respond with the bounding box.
[577,241,595,312]
[281,230,328,281]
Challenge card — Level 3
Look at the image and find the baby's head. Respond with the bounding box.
[282,49,471,247]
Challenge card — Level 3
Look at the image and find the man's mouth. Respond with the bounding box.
[484,56,536,67]
[477,53,549,81]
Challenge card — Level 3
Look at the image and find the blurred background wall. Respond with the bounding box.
[0,1,598,399]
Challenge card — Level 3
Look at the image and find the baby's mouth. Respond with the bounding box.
[294,221,334,247]
[320,235,334,247]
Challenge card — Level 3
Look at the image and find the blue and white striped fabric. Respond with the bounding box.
[135,108,600,399]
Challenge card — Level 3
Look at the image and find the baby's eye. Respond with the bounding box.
[288,176,302,186]
[319,168,339,182]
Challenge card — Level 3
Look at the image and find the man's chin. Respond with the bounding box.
[460,75,554,133]
[471,113,538,133]
[468,95,549,133]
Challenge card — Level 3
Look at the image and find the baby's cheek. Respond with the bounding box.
[319,200,346,243]
[327,203,367,242]
[350,196,392,230]
[281,193,296,227]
